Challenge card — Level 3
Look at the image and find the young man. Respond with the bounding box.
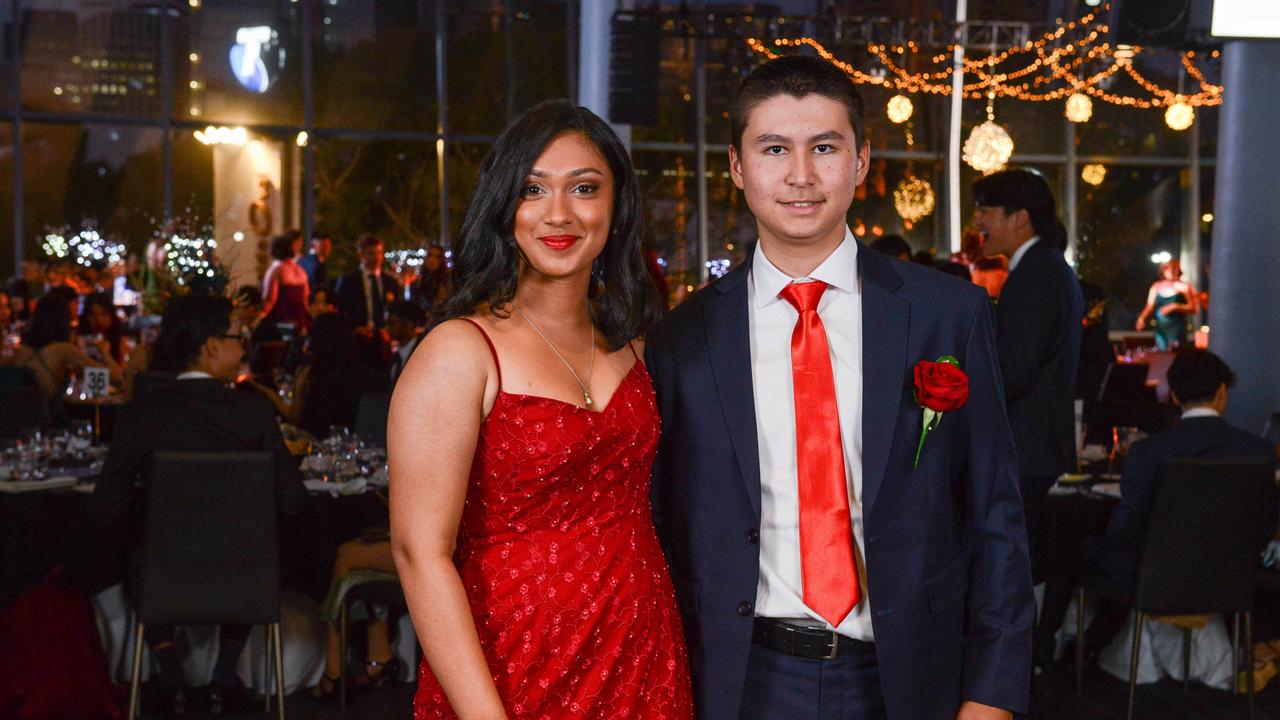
[385,299,426,387]
[88,293,307,715]
[646,56,1032,720]
[335,233,400,330]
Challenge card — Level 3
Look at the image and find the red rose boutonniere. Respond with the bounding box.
[913,355,970,467]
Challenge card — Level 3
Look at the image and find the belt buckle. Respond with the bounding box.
[822,630,840,660]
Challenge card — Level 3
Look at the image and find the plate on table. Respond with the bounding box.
[1058,473,1093,485]
[1090,482,1122,499]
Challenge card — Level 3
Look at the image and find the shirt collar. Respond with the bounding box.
[176,371,215,381]
[751,228,858,309]
[1007,235,1040,272]
[1181,407,1221,420]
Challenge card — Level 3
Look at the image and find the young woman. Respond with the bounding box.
[3,295,121,398]
[388,99,690,719]
[261,231,311,334]
[1135,258,1199,351]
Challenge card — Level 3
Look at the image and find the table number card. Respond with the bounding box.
[82,366,110,398]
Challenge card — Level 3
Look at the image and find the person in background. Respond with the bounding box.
[87,293,307,716]
[869,233,912,262]
[336,234,400,331]
[2,295,121,400]
[410,244,451,318]
[0,289,14,330]
[298,229,333,299]
[79,293,126,365]
[1038,349,1277,665]
[5,260,45,320]
[262,232,312,335]
[308,536,402,701]
[232,285,283,385]
[1135,258,1199,351]
[385,300,425,388]
[972,168,1083,686]
[938,261,973,282]
[252,312,371,438]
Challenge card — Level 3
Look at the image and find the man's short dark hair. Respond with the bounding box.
[729,55,867,152]
[310,229,332,243]
[972,168,1067,251]
[1167,348,1236,406]
[386,299,426,327]
[357,233,383,251]
[269,233,297,260]
[152,294,233,372]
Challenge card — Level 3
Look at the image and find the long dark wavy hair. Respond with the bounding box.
[436,99,664,351]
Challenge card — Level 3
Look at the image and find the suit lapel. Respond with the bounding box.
[858,247,909,519]
[703,257,763,519]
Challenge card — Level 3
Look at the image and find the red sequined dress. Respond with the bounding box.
[413,320,693,719]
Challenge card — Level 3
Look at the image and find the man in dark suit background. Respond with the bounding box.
[1038,349,1277,661]
[297,229,333,298]
[648,56,1031,720]
[335,233,400,330]
[973,172,1083,554]
[87,293,307,715]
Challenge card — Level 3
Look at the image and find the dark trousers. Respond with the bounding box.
[739,641,886,720]
[146,623,251,687]
[1021,475,1059,584]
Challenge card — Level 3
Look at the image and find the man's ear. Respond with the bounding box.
[729,144,745,191]
[1013,208,1033,233]
[854,141,871,187]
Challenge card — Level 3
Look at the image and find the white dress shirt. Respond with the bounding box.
[748,229,873,641]
[361,270,380,327]
[1006,235,1041,273]
[175,371,214,381]
[1181,407,1220,420]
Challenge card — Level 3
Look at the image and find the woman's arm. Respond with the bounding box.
[389,319,507,720]
[1134,284,1158,331]
[66,340,122,384]
[252,366,307,425]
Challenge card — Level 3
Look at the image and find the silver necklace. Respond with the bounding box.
[512,303,596,408]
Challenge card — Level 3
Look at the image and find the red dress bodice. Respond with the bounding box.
[413,325,693,719]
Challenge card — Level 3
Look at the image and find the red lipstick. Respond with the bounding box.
[539,235,579,251]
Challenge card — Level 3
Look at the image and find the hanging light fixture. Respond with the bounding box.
[964,92,1014,175]
[1081,163,1106,186]
[886,94,914,124]
[1064,92,1093,122]
[1165,99,1195,130]
[893,176,936,222]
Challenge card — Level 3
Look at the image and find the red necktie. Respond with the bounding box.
[778,281,860,627]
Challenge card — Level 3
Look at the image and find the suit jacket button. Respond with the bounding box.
[738,601,753,616]
[746,528,759,544]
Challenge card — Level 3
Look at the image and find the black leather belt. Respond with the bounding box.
[752,618,875,660]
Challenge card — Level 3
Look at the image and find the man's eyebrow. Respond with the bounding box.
[751,130,847,144]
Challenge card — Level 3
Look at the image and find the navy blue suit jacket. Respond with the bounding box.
[995,240,1083,480]
[645,244,1034,719]
[1103,415,1277,591]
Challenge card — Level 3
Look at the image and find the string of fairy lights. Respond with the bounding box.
[747,3,1222,221]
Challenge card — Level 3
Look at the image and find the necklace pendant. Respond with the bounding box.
[583,391,593,407]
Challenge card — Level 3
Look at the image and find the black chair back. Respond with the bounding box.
[1134,457,1273,615]
[134,451,279,625]
[354,391,391,445]
[0,387,52,437]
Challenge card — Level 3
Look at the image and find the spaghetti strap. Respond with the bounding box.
[626,340,641,363]
[459,317,503,390]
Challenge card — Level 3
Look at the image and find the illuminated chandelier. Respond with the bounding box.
[886,94,914,123]
[893,176,936,222]
[1081,164,1106,186]
[1064,92,1093,122]
[964,94,1014,175]
[1165,99,1195,130]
